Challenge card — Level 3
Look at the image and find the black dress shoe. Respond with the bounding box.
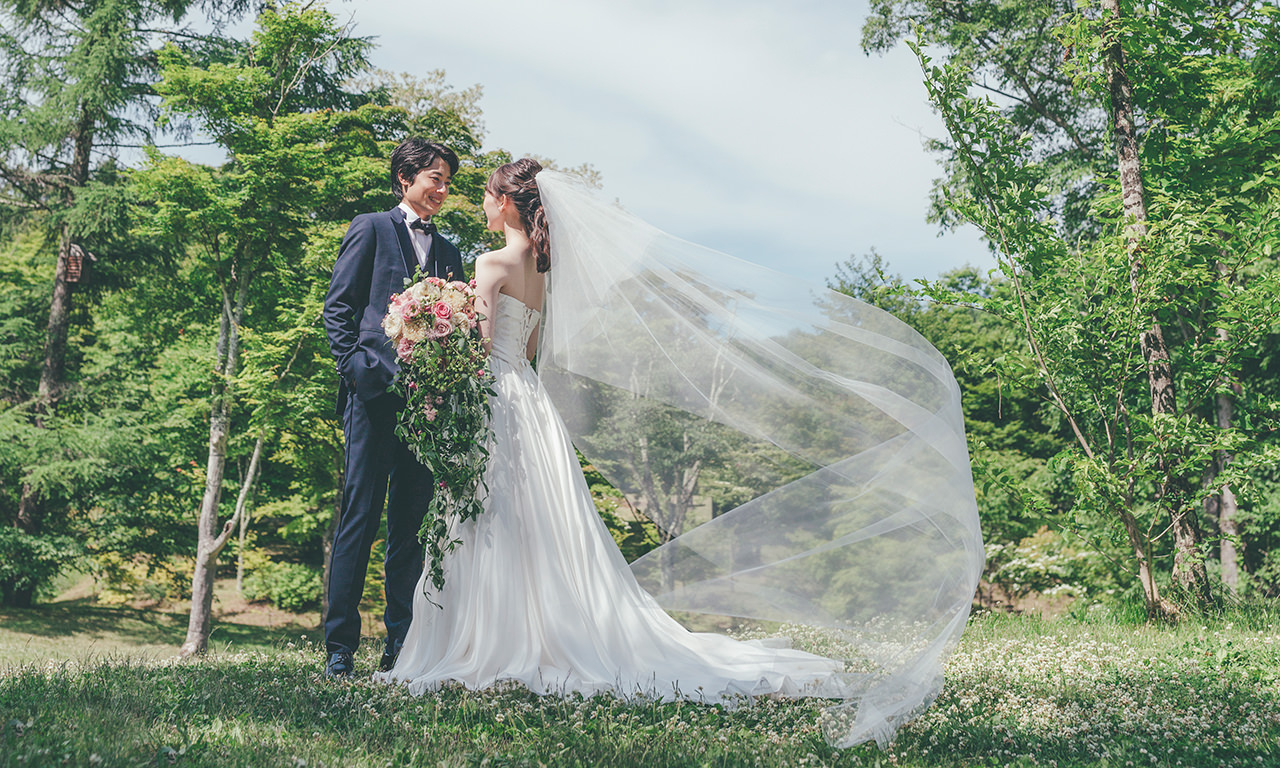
[379,636,406,672]
[324,651,355,679]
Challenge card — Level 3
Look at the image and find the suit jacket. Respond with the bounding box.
[323,206,467,415]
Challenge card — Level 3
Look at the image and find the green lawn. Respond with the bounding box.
[1,603,1277,767]
[0,600,322,667]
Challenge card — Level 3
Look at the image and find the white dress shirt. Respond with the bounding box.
[397,201,432,272]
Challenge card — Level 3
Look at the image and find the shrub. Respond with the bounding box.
[243,561,322,612]
[91,552,191,605]
[0,528,83,605]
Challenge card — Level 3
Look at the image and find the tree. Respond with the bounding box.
[133,0,512,651]
[0,0,249,605]
[905,0,1280,617]
[133,1,399,654]
[863,0,1109,239]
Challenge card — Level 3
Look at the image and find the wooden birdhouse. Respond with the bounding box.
[65,244,95,284]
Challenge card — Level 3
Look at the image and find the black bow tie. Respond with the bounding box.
[409,218,436,236]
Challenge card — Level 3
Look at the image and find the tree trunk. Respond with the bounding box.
[180,276,250,656]
[1118,506,1177,622]
[1218,481,1240,595]
[36,228,76,407]
[1101,0,1210,612]
[236,512,249,594]
[36,107,94,407]
[1213,382,1242,595]
[234,435,265,594]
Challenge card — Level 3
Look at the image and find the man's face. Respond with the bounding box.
[400,157,452,218]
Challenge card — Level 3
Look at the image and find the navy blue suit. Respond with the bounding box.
[322,206,466,656]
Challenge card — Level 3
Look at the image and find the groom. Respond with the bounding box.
[321,138,465,678]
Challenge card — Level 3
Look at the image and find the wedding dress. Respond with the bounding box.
[379,292,848,700]
[379,172,984,748]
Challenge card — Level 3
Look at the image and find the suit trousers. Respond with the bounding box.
[325,392,432,655]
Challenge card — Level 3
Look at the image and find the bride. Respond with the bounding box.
[375,158,984,748]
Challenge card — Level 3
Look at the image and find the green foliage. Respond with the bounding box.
[582,457,661,563]
[243,560,322,612]
[863,0,1108,239]
[91,552,191,605]
[896,1,1280,612]
[0,236,43,400]
[0,527,81,603]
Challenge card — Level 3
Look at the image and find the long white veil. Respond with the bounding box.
[534,170,984,747]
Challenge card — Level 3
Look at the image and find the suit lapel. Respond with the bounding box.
[425,236,440,279]
[388,207,417,278]
[433,240,458,282]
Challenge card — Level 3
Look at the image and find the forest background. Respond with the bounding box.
[1,0,1278,654]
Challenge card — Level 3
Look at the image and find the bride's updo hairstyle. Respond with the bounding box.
[486,158,550,272]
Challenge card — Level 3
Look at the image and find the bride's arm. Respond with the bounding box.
[472,251,506,355]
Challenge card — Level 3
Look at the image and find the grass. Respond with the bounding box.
[0,601,321,666]
[1,602,1277,767]
[0,576,323,667]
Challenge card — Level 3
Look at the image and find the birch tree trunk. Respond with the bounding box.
[180,275,252,656]
[1212,382,1242,595]
[1101,0,1210,614]
[235,436,265,594]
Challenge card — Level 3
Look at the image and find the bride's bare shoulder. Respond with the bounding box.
[476,245,523,271]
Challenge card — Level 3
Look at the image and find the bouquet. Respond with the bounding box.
[382,272,495,595]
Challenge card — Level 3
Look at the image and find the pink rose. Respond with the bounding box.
[426,276,445,287]
[396,337,413,360]
[433,317,454,338]
[450,280,468,292]
[432,301,453,320]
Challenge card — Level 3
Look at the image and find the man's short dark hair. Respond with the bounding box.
[390,139,460,200]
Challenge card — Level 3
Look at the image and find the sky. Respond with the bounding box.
[251,0,992,285]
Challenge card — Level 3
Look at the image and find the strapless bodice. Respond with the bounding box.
[490,293,540,366]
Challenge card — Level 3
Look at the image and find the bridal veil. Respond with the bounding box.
[533,170,984,747]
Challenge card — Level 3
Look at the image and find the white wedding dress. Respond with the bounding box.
[377,292,846,701]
